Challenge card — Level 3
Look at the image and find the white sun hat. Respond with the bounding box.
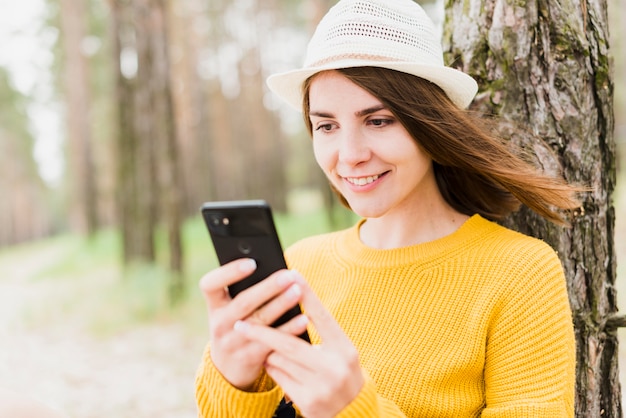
[267,0,478,111]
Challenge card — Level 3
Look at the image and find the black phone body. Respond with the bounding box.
[201,200,310,342]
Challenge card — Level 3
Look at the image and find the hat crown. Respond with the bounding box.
[305,0,443,68]
[266,0,477,111]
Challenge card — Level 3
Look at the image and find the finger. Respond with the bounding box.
[199,258,257,309]
[215,314,308,372]
[293,272,350,347]
[247,282,303,326]
[264,352,309,391]
[227,270,299,322]
[264,360,294,388]
[275,314,310,337]
[263,361,326,418]
[265,347,313,379]
[234,320,314,364]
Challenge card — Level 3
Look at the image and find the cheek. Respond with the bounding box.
[312,140,334,173]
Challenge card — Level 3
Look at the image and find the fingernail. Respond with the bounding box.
[239,259,256,272]
[296,315,309,327]
[286,284,301,299]
[234,320,250,332]
[276,270,295,287]
[290,269,305,284]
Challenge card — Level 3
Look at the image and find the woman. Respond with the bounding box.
[195,0,579,416]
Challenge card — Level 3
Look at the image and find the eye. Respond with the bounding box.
[367,118,394,127]
[314,122,336,132]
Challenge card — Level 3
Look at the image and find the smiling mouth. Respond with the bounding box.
[344,172,387,186]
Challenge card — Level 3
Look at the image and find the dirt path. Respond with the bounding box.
[0,245,207,418]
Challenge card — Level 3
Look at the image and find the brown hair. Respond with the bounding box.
[302,67,582,225]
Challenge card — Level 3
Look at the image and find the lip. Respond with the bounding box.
[341,171,389,192]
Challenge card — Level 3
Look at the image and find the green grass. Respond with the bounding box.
[0,206,355,338]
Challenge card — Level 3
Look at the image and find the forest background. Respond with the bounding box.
[0,0,624,416]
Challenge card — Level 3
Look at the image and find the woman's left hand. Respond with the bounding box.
[234,271,364,418]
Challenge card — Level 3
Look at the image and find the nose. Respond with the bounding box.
[337,127,371,167]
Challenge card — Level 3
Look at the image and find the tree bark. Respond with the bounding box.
[0,70,54,246]
[110,0,156,264]
[144,0,185,301]
[110,0,185,300]
[237,10,288,211]
[59,0,98,236]
[167,0,213,214]
[443,0,619,415]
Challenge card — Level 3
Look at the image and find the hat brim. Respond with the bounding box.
[267,59,478,111]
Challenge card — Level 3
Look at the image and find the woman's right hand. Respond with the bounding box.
[199,258,308,390]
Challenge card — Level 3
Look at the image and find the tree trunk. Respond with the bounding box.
[443,0,619,415]
[167,0,213,214]
[59,0,98,236]
[110,0,156,264]
[110,0,185,300]
[0,69,54,246]
[238,41,288,211]
[144,0,185,301]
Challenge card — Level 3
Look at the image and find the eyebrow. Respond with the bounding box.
[355,105,387,117]
[309,104,388,119]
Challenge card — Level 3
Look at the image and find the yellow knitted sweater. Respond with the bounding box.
[195,215,575,417]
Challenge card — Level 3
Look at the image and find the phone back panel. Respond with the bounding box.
[201,200,286,298]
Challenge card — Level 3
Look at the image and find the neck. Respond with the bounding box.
[358,198,469,250]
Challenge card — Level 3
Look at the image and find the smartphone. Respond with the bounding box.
[201,200,310,342]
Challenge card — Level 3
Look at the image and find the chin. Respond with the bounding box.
[347,201,386,219]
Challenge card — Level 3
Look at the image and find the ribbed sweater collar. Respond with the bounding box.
[332,214,497,269]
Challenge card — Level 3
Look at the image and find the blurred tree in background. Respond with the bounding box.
[109,0,184,301]
[0,69,54,246]
[60,0,99,236]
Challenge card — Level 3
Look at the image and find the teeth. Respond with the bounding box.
[347,175,379,186]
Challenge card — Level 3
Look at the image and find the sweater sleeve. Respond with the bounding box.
[324,371,406,417]
[482,245,575,417]
[195,343,284,418]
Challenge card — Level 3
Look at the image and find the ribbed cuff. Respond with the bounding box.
[195,347,283,417]
[481,402,566,417]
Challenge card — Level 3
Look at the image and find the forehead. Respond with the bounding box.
[308,70,382,112]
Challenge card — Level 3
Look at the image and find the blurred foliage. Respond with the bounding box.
[0,68,43,189]
[0,69,32,142]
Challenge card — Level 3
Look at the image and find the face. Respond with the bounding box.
[308,71,439,219]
